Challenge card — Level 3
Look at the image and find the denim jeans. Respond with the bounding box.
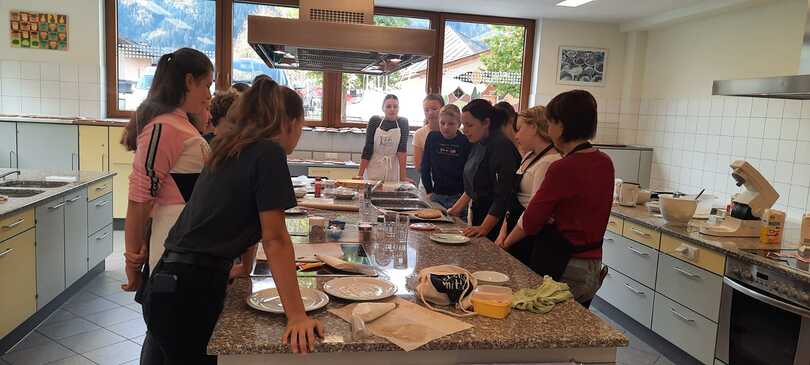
[430,193,466,221]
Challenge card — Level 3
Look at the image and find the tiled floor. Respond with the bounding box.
[2,230,681,365]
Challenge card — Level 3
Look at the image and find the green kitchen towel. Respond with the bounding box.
[512,275,573,314]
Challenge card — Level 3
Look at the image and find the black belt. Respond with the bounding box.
[162,250,233,273]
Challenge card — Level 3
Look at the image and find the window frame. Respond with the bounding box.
[104,0,535,127]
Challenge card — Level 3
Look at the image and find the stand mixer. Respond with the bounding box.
[700,160,779,237]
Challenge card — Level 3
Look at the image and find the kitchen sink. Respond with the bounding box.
[370,191,420,199]
[0,188,46,198]
[371,199,431,211]
[0,180,69,188]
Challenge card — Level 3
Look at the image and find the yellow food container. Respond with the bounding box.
[471,285,513,319]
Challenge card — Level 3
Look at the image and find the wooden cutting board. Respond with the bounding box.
[335,179,379,189]
[297,197,359,211]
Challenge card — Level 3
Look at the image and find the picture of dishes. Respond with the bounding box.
[557,46,606,86]
[9,10,68,50]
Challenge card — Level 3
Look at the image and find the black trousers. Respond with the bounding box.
[140,261,229,365]
[470,199,506,243]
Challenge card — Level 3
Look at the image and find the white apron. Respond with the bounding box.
[365,121,401,182]
[148,204,184,268]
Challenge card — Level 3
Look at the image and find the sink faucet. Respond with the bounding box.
[0,170,21,180]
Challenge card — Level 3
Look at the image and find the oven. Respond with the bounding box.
[716,275,810,365]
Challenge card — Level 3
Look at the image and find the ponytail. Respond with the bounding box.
[462,98,506,132]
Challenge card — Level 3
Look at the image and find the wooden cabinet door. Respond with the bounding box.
[0,229,36,338]
[79,126,109,172]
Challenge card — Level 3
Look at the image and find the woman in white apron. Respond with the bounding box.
[357,94,410,182]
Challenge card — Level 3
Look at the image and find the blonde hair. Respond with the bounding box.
[518,106,552,143]
[440,104,461,121]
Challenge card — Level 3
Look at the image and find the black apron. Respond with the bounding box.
[505,145,555,266]
[526,142,603,280]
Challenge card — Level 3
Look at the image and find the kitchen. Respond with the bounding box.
[1,0,809,364]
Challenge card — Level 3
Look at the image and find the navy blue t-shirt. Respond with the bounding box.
[421,131,470,195]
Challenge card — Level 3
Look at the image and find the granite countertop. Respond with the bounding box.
[610,205,809,284]
[207,211,627,355]
[0,169,116,217]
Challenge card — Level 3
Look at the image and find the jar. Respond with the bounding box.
[759,209,786,244]
[358,223,373,243]
[309,216,327,243]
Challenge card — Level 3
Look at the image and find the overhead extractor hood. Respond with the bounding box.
[713,0,810,99]
[247,0,436,75]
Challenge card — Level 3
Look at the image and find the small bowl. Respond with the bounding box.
[294,187,307,198]
[659,195,697,226]
[636,190,652,205]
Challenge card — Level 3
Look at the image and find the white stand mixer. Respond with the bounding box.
[700,160,779,237]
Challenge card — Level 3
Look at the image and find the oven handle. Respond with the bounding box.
[723,277,810,317]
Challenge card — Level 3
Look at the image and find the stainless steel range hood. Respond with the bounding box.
[247,0,436,75]
[713,0,810,99]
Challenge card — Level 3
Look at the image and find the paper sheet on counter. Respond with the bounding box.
[329,297,473,351]
[256,243,344,261]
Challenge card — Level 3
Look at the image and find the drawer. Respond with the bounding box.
[652,292,718,365]
[607,215,624,234]
[0,209,35,242]
[622,221,661,249]
[88,193,113,235]
[656,253,723,322]
[0,228,36,338]
[596,268,654,328]
[660,234,725,275]
[88,177,113,201]
[89,224,113,268]
[603,231,659,288]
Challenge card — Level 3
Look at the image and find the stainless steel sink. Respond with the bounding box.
[371,199,431,211]
[0,180,69,188]
[370,191,420,199]
[0,188,46,198]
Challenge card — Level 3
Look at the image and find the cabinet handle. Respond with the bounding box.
[604,238,614,243]
[95,200,110,207]
[48,202,66,210]
[71,153,77,171]
[609,220,617,225]
[96,232,111,240]
[670,308,695,323]
[623,283,646,296]
[673,266,700,279]
[627,246,650,257]
[67,196,81,203]
[95,185,108,191]
[101,153,106,171]
[8,150,15,168]
[0,248,13,258]
[2,218,25,229]
[630,228,651,237]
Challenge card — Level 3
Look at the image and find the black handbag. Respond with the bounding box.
[528,224,602,280]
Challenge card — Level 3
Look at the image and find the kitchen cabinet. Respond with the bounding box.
[17,123,79,170]
[64,189,88,287]
[109,126,132,219]
[599,147,652,188]
[35,196,66,309]
[79,126,109,172]
[88,224,113,268]
[652,293,717,365]
[597,268,654,328]
[602,231,659,288]
[656,253,723,322]
[0,228,36,338]
[0,122,16,168]
[88,193,113,236]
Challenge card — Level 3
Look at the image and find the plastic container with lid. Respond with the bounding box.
[470,285,513,319]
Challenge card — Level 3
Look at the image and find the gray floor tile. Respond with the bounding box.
[44,355,96,365]
[99,271,126,283]
[102,291,136,306]
[82,307,141,327]
[40,310,79,327]
[83,279,125,297]
[121,361,139,365]
[7,332,54,353]
[105,318,146,339]
[56,328,127,354]
[65,291,99,306]
[655,356,677,365]
[37,318,101,340]
[617,345,660,365]
[62,297,120,317]
[83,341,141,365]
[130,335,145,346]
[1,342,76,365]
[124,304,142,314]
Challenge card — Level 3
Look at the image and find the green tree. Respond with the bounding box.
[480,25,524,98]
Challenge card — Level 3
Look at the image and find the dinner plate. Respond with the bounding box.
[284,207,308,215]
[409,223,436,231]
[246,287,329,314]
[323,277,397,301]
[472,270,510,283]
[429,233,471,245]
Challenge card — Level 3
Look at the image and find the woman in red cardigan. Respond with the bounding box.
[504,90,614,306]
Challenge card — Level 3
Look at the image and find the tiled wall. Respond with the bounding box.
[535,94,640,145]
[292,130,415,164]
[619,96,810,218]
[0,59,104,119]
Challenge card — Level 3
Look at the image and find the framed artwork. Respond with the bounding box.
[9,10,68,50]
[557,46,606,86]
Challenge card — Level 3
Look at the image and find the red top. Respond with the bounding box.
[522,150,615,259]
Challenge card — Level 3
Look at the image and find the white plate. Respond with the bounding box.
[323,277,397,301]
[472,271,510,283]
[246,288,329,314]
[429,233,471,245]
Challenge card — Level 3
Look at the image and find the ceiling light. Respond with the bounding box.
[556,0,596,7]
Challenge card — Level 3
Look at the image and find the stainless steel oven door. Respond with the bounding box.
[716,277,810,365]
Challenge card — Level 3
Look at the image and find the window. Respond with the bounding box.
[342,15,430,125]
[115,0,216,111]
[232,2,323,120]
[441,20,526,111]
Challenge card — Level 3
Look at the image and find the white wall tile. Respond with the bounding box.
[781,118,800,140]
[710,96,724,117]
[718,136,732,154]
[678,99,689,116]
[797,141,810,164]
[751,98,768,118]
[41,98,60,115]
[792,164,810,187]
[1,96,21,114]
[736,97,752,117]
[762,139,779,160]
[799,119,810,141]
[603,113,619,123]
[699,97,712,116]
[606,98,620,113]
[1,78,20,96]
[21,97,41,114]
[697,117,711,134]
[789,185,808,208]
[758,160,776,181]
[784,100,802,119]
[41,81,60,98]
[688,98,701,116]
[60,64,78,83]
[732,137,746,156]
[41,63,60,81]
[764,118,782,139]
[708,117,723,135]
[746,138,763,158]
[59,99,79,116]
[775,161,794,183]
[79,100,102,119]
[778,140,796,162]
[619,114,639,129]
[748,118,766,138]
[78,64,100,83]
[767,99,785,119]
[79,83,101,101]
[1,60,20,78]
[60,82,79,99]
[20,62,41,80]
[723,97,738,116]
[721,117,735,136]
[20,79,40,98]
[734,117,749,137]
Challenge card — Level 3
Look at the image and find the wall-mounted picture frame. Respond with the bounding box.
[557,46,606,86]
[9,10,68,50]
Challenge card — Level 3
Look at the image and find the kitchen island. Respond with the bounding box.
[207,209,627,365]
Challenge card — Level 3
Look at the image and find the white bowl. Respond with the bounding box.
[659,195,697,226]
[294,187,308,198]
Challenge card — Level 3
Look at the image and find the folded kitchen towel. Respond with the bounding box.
[511,275,573,314]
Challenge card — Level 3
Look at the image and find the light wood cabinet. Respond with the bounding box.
[0,209,34,242]
[621,221,661,249]
[78,126,109,172]
[109,127,133,219]
[0,228,36,338]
